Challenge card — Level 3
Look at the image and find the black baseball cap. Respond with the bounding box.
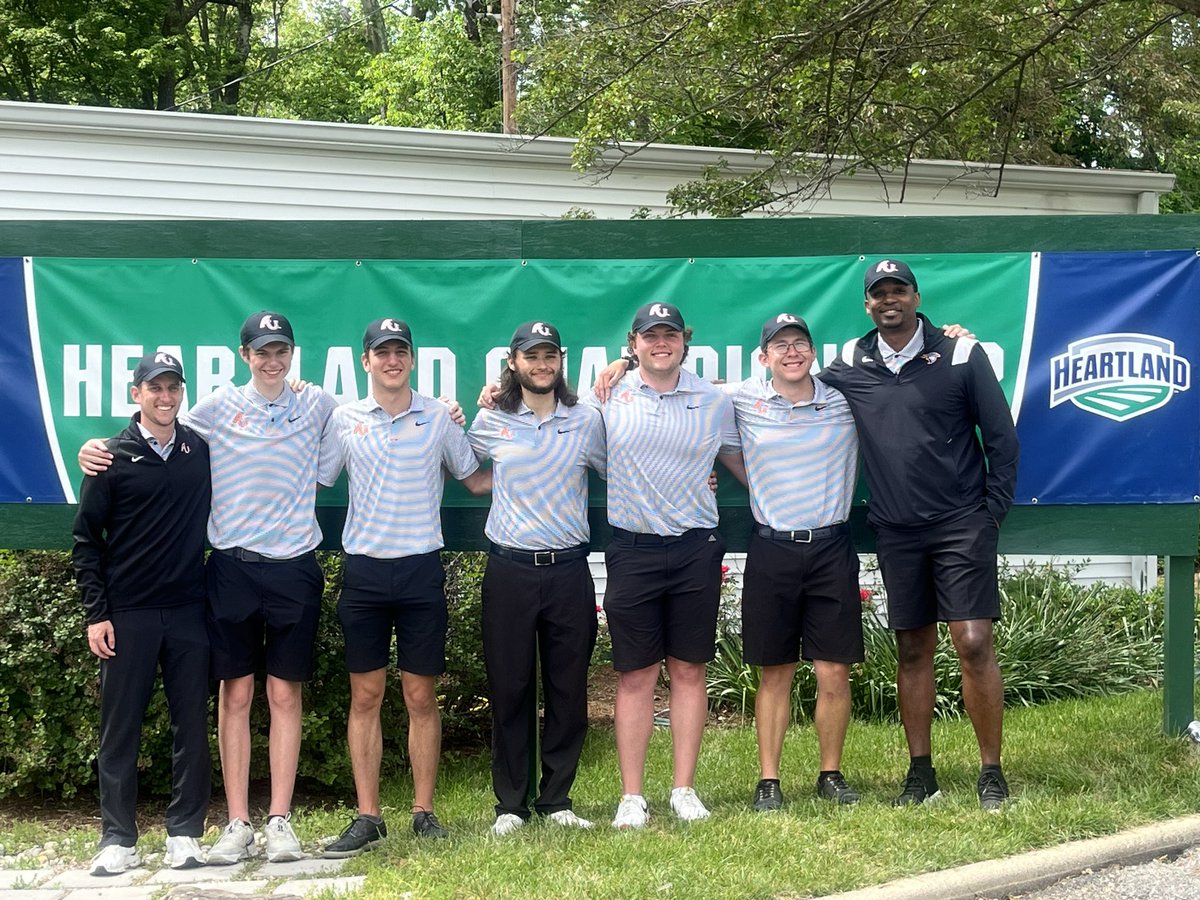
[240,311,295,350]
[760,313,812,350]
[510,320,562,352]
[363,317,413,351]
[132,350,185,385]
[631,301,685,333]
[864,259,918,293]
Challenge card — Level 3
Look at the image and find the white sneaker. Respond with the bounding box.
[163,835,205,869]
[491,813,526,836]
[89,843,140,876]
[207,819,258,865]
[548,809,594,829]
[264,813,304,862]
[611,794,649,830]
[670,786,711,821]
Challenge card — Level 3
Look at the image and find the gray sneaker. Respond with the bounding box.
[264,813,304,862]
[207,819,258,865]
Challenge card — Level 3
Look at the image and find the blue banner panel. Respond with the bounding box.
[0,257,67,502]
[1016,250,1200,504]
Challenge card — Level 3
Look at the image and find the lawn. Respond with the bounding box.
[5,688,1196,898]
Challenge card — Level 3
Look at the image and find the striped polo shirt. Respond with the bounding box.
[727,376,858,530]
[318,391,479,558]
[585,367,739,535]
[181,382,337,558]
[468,401,606,550]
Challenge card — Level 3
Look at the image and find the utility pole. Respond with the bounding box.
[501,0,516,134]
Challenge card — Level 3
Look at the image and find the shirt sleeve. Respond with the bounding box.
[466,410,492,463]
[71,455,114,624]
[716,393,741,454]
[582,406,608,480]
[317,409,347,487]
[179,388,221,439]
[967,344,1020,523]
[441,411,481,481]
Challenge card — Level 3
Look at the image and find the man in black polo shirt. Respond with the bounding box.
[819,259,1020,812]
[73,351,213,875]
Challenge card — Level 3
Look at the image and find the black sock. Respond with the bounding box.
[818,770,841,780]
[909,755,934,771]
[981,763,1003,776]
[760,777,780,784]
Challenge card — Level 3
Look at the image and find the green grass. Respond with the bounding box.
[2,689,1198,898]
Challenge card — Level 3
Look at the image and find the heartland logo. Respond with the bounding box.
[1049,333,1190,422]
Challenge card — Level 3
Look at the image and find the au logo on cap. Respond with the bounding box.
[648,303,674,318]
[259,314,282,331]
[531,322,552,337]
[776,314,799,325]
[154,352,177,366]
[875,260,900,274]
[381,318,403,332]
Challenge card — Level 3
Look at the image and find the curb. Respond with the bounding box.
[826,814,1200,900]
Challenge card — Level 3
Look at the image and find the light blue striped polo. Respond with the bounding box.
[726,376,858,530]
[585,367,739,535]
[468,401,606,550]
[181,382,337,558]
[318,392,479,558]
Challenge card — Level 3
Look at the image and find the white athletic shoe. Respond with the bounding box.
[611,794,649,830]
[548,809,594,829]
[669,787,711,822]
[89,843,140,876]
[264,813,304,862]
[491,813,526,836]
[207,819,258,865]
[163,835,205,869]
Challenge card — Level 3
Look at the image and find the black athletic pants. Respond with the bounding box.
[481,553,597,818]
[97,603,211,847]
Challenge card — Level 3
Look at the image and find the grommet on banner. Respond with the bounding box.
[355,260,362,267]
[191,258,198,264]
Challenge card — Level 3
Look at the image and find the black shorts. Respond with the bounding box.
[875,507,1001,631]
[337,552,447,676]
[603,528,726,672]
[741,530,864,666]
[206,549,324,683]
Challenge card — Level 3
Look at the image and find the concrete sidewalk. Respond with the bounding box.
[828,814,1200,900]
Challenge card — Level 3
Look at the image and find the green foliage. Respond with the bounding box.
[0,548,491,799]
[707,564,1170,722]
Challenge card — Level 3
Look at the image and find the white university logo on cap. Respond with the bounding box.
[259,314,282,331]
[648,303,673,318]
[381,318,403,332]
[154,352,177,366]
[531,322,552,336]
[875,260,899,274]
[776,314,799,324]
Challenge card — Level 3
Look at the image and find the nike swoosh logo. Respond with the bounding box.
[287,415,302,423]
[557,428,574,434]
[814,404,828,411]
[686,404,701,410]
[131,455,144,462]
[414,419,429,426]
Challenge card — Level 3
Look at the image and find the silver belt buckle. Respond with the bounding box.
[791,529,813,543]
[533,550,556,566]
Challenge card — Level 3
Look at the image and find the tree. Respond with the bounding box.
[516,0,1200,215]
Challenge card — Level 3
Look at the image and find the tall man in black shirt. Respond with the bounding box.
[820,259,1020,812]
[73,351,213,875]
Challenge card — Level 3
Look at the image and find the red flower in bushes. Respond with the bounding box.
[859,588,873,604]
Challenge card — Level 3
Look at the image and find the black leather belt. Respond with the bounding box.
[216,547,307,563]
[610,527,709,546]
[489,543,590,566]
[755,522,849,543]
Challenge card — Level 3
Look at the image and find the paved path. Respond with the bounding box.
[0,853,363,899]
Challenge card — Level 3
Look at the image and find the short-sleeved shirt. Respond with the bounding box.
[318,391,479,558]
[182,382,338,558]
[585,367,739,536]
[468,401,606,550]
[727,376,858,531]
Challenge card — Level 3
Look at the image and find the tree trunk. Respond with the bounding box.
[363,0,388,54]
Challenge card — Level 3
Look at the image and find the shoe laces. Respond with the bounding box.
[822,772,851,792]
[755,781,781,803]
[900,770,929,797]
[978,770,1007,801]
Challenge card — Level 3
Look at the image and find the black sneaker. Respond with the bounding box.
[752,779,783,812]
[892,766,941,807]
[816,772,861,806]
[323,815,387,858]
[412,810,449,839]
[978,768,1009,812]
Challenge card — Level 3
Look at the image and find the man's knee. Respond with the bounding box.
[402,674,440,719]
[666,658,706,690]
[951,621,997,672]
[895,626,937,669]
[220,676,254,716]
[265,676,302,716]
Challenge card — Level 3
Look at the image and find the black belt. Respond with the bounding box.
[215,547,309,564]
[610,527,710,546]
[489,543,590,566]
[755,522,849,543]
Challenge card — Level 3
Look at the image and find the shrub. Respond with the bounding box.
[0,549,491,799]
[706,563,1169,723]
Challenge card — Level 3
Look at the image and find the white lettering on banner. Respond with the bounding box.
[323,346,360,404]
[1049,333,1190,422]
[575,346,610,393]
[111,345,141,417]
[417,347,456,399]
[196,345,236,399]
[724,346,745,383]
[63,344,103,417]
[683,345,719,380]
[484,346,508,384]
